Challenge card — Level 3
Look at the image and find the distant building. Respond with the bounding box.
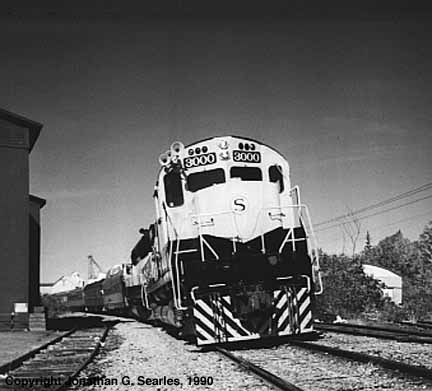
[363,264,402,305]
[0,108,45,329]
[50,272,85,294]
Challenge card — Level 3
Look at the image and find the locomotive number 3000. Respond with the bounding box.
[233,150,261,163]
[184,153,217,168]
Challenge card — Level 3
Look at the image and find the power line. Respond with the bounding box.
[320,217,430,249]
[318,209,432,242]
[315,182,432,228]
[366,209,432,233]
[315,193,432,233]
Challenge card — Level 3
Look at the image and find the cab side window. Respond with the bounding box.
[269,165,284,193]
[164,171,184,207]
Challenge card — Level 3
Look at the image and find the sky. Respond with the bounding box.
[1,3,431,282]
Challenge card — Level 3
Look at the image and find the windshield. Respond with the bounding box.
[230,166,262,181]
[187,168,226,192]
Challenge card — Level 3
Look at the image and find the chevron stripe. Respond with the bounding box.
[193,296,256,344]
[274,289,285,303]
[220,296,270,335]
[298,290,311,329]
[219,297,256,337]
[279,290,295,333]
[193,286,315,345]
[277,303,289,331]
[194,302,221,333]
[197,300,233,341]
[297,288,308,305]
[195,323,215,344]
[300,309,312,331]
[199,298,247,338]
[291,286,300,333]
[299,296,310,321]
[276,286,312,334]
[272,289,291,332]
[194,310,221,340]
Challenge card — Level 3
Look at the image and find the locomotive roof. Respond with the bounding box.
[184,135,287,159]
[155,135,288,181]
[152,134,293,199]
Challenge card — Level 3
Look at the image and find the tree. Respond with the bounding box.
[341,208,361,257]
[361,226,432,320]
[365,231,372,253]
[315,251,385,319]
[316,224,432,322]
[363,230,419,277]
[408,221,432,319]
[418,221,432,265]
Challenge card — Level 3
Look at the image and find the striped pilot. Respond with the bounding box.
[130,135,322,345]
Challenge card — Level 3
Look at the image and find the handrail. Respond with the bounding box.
[163,190,323,301]
[163,207,189,309]
[189,203,322,294]
[190,283,227,302]
[174,239,189,310]
[276,275,311,292]
[300,204,323,295]
[140,282,150,309]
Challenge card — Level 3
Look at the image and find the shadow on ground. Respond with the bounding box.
[47,315,122,331]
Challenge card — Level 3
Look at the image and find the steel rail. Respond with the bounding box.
[288,340,432,381]
[215,347,305,391]
[315,322,432,343]
[55,326,111,391]
[401,320,432,330]
[325,321,432,337]
[0,326,111,391]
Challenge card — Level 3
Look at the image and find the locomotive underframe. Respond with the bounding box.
[142,226,318,345]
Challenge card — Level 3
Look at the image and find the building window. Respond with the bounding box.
[269,165,284,193]
[187,168,226,192]
[230,166,262,181]
[164,171,184,207]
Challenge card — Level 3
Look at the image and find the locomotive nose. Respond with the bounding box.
[231,195,248,214]
[191,182,267,242]
[230,193,258,240]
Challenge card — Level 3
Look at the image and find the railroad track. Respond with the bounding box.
[213,322,432,390]
[401,320,432,330]
[0,327,110,391]
[288,339,432,381]
[315,321,432,343]
[216,338,432,390]
[215,347,305,391]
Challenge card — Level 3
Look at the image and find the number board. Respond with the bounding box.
[184,152,217,168]
[233,150,261,163]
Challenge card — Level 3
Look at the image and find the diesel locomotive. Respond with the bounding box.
[126,135,322,345]
[45,135,322,346]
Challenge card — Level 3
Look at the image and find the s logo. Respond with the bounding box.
[232,197,248,213]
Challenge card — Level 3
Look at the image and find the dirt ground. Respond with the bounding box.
[0,331,61,368]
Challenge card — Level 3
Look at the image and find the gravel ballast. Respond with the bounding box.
[75,321,274,390]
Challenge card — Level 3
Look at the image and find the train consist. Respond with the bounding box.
[46,136,322,346]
